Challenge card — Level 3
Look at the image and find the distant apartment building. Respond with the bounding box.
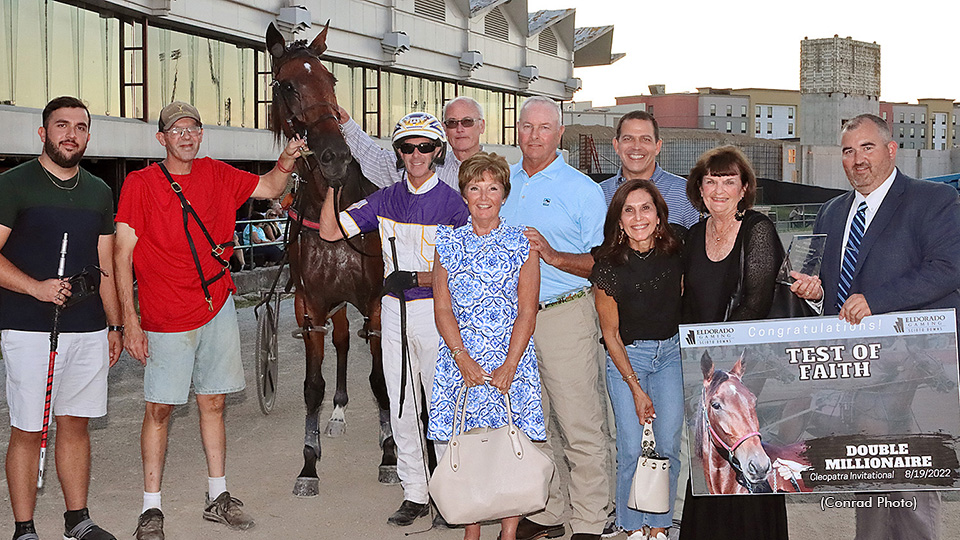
[880,99,956,150]
[612,86,798,140]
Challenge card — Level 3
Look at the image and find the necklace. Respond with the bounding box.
[709,217,738,244]
[41,165,80,191]
[633,247,655,260]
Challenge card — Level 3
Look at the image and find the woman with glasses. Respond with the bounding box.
[317,112,469,527]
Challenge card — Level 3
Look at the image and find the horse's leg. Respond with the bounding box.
[324,307,349,437]
[293,291,327,497]
[366,300,399,484]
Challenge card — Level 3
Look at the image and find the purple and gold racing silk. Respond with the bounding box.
[338,172,468,301]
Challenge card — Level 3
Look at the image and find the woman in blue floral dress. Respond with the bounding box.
[429,152,544,540]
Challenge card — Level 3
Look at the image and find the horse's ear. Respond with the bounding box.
[266,23,287,60]
[731,351,746,378]
[700,351,714,382]
[308,20,330,56]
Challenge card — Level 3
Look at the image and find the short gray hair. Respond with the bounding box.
[519,96,561,126]
[443,96,484,120]
[842,114,893,144]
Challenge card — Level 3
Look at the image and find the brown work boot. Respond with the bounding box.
[202,491,255,530]
[134,508,164,540]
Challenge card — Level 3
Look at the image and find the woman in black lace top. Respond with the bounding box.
[679,146,788,540]
[591,179,684,540]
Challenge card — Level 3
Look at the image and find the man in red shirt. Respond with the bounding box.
[114,102,305,539]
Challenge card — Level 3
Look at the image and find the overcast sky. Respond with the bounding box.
[527,0,960,106]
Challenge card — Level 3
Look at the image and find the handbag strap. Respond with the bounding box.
[451,382,515,439]
[640,421,658,458]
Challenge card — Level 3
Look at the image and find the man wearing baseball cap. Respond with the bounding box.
[114,101,306,539]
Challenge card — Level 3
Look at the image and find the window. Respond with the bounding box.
[788,107,795,119]
[755,122,761,134]
[415,0,446,22]
[709,120,716,129]
[899,142,904,148]
[921,127,925,138]
[740,121,746,133]
[755,105,761,118]
[710,104,716,116]
[740,105,746,116]
[899,127,904,137]
[882,111,887,120]
[725,121,732,133]
[909,127,915,138]
[788,123,794,135]
[538,29,558,55]
[726,104,732,116]
[921,113,925,123]
[908,142,914,149]
[648,104,654,115]
[910,113,915,123]
[899,112,905,122]
[788,148,796,164]
[484,7,509,40]
[766,122,772,134]
[767,106,773,118]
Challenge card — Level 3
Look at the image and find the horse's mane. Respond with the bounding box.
[694,369,730,459]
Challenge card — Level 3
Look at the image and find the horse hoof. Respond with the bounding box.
[324,418,346,438]
[378,465,400,485]
[293,477,320,497]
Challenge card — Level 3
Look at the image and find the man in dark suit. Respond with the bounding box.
[792,113,960,540]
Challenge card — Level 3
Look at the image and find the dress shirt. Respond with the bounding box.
[598,164,700,228]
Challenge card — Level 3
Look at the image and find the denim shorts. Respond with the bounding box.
[143,296,244,405]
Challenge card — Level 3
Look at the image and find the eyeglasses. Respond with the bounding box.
[395,141,440,154]
[165,126,202,137]
[443,117,477,129]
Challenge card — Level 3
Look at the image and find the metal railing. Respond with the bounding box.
[764,203,823,233]
[234,216,287,270]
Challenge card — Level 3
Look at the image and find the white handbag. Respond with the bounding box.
[429,384,555,524]
[627,421,671,513]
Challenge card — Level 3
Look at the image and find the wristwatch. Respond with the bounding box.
[108,325,124,334]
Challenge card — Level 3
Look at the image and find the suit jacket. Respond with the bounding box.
[814,170,960,328]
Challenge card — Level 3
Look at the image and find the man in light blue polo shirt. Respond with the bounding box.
[599,110,699,227]
[500,96,608,540]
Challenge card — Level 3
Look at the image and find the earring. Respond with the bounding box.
[617,227,626,244]
[735,209,745,220]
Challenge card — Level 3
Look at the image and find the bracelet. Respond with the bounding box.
[451,348,466,359]
[108,325,124,334]
[277,160,294,174]
[622,372,639,384]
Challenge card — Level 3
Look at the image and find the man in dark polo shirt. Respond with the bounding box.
[0,96,122,540]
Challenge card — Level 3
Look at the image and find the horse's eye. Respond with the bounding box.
[282,81,295,92]
[711,402,721,410]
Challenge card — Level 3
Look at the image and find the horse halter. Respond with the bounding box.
[702,392,761,455]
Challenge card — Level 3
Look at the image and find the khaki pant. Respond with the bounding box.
[530,293,609,535]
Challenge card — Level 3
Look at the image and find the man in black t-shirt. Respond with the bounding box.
[0,97,122,540]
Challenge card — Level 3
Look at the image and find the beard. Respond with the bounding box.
[44,137,85,168]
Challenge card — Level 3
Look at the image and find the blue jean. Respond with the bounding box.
[606,334,683,531]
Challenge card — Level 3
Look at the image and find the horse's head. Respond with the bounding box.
[700,351,771,485]
[905,349,957,393]
[266,22,352,184]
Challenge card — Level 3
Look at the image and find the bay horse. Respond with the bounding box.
[696,351,810,494]
[265,22,398,496]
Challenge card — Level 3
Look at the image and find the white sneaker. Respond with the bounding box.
[650,532,668,540]
[626,532,646,540]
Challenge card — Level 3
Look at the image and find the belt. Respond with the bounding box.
[538,287,590,311]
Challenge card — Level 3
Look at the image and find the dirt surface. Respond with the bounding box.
[1,300,956,539]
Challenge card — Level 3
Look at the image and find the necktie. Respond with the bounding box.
[837,201,868,310]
